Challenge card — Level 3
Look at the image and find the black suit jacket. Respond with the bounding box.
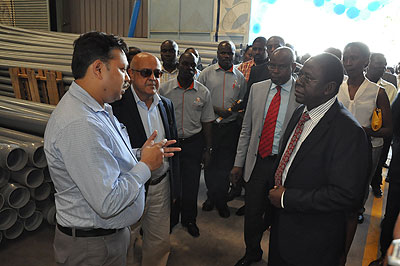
[388,93,400,183]
[111,88,180,200]
[269,100,370,266]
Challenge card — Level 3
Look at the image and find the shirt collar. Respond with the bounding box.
[68,81,105,113]
[162,65,178,74]
[177,79,195,90]
[131,85,161,107]
[271,76,294,93]
[305,96,336,122]
[215,63,234,73]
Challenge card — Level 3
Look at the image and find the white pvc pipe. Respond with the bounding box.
[0,143,28,171]
[0,167,10,187]
[0,207,17,230]
[30,182,51,201]
[23,211,43,231]
[3,220,23,239]
[11,167,44,189]
[0,182,30,209]
[17,200,36,219]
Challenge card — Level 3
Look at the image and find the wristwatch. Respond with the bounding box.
[136,149,142,160]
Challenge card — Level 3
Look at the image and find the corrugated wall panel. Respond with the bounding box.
[12,0,50,31]
[64,0,147,37]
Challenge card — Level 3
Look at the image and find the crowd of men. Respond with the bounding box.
[43,31,400,266]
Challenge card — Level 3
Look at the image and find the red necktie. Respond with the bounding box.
[258,86,282,158]
[274,112,310,186]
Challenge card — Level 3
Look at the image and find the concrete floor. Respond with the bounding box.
[0,170,388,266]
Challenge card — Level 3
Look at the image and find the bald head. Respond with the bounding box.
[130,52,161,70]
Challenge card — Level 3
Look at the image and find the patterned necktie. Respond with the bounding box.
[258,86,282,158]
[274,112,311,186]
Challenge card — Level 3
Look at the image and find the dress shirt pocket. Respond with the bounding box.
[192,98,204,111]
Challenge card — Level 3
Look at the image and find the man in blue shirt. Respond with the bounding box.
[44,32,179,266]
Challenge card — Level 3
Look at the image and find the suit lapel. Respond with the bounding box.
[157,98,171,139]
[285,100,340,182]
[126,88,147,144]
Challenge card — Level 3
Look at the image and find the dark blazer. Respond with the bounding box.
[269,100,370,266]
[388,93,400,182]
[111,88,180,200]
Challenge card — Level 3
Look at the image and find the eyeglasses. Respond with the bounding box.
[298,71,318,83]
[267,63,291,71]
[131,69,163,78]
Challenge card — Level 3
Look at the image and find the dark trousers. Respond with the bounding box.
[204,122,240,208]
[371,136,392,188]
[379,182,400,257]
[173,133,204,225]
[244,154,276,260]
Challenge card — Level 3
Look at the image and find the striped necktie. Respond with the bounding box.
[274,112,310,186]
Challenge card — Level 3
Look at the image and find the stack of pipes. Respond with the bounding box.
[0,97,56,243]
[0,24,237,97]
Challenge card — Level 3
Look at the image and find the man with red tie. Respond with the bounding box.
[231,47,299,266]
[267,53,370,266]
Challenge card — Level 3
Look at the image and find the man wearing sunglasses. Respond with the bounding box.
[160,52,215,237]
[111,52,180,266]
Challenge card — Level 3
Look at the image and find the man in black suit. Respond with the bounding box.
[111,52,180,266]
[268,53,370,266]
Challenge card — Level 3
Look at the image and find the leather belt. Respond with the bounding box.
[57,223,122,237]
[178,132,202,144]
[148,172,168,186]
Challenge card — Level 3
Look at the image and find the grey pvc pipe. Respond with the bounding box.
[0,231,2,244]
[0,168,10,187]
[11,167,44,189]
[3,219,23,239]
[17,199,36,219]
[30,182,50,201]
[23,211,43,231]
[0,127,43,144]
[0,96,55,114]
[43,167,51,182]
[0,193,3,209]
[0,109,48,136]
[0,207,17,230]
[0,182,30,209]
[0,135,47,168]
[0,143,28,171]
[0,101,51,119]
[37,199,56,225]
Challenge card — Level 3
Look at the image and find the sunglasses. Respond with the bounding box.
[131,68,163,78]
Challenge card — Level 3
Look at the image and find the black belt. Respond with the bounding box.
[57,223,122,237]
[179,132,202,144]
[148,172,168,186]
[258,153,277,160]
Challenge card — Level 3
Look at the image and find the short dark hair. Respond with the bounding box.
[252,36,267,47]
[71,31,128,80]
[324,47,342,60]
[314,53,344,92]
[244,44,252,53]
[344,42,370,60]
[127,46,142,64]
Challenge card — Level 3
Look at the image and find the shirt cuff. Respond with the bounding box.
[281,190,285,208]
[131,161,151,184]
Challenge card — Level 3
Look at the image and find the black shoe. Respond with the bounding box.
[372,186,382,198]
[182,222,200,237]
[234,256,261,266]
[236,205,245,216]
[358,213,364,224]
[227,186,242,201]
[368,257,384,266]
[202,198,214,211]
[217,205,230,218]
